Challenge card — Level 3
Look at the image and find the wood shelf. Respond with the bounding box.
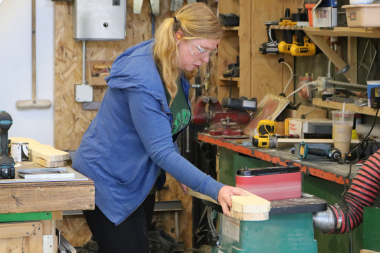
[304,27,380,38]
[223,26,239,31]
[313,98,379,116]
[270,25,380,38]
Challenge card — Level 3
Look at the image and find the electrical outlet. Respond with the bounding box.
[75,84,93,102]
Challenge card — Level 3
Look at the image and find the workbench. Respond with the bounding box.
[198,133,380,253]
[0,161,94,253]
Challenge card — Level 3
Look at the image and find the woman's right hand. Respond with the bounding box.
[217,186,248,217]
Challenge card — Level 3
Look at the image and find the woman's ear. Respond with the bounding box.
[175,31,185,42]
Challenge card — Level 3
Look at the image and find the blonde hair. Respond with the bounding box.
[153,3,222,105]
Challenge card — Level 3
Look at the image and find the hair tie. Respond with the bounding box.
[173,17,178,22]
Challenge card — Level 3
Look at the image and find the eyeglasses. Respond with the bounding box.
[187,40,218,59]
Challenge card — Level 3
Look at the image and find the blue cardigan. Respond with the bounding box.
[72,39,224,225]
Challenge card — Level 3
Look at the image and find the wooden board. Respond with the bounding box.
[31,155,67,168]
[0,161,94,214]
[0,221,43,253]
[313,98,380,116]
[239,0,252,98]
[250,1,284,102]
[10,137,69,162]
[0,222,40,239]
[244,93,290,136]
[0,182,94,214]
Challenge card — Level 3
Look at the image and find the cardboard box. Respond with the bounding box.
[286,118,332,138]
[313,7,337,27]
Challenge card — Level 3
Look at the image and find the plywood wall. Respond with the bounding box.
[54,0,217,249]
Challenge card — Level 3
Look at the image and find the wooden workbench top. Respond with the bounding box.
[198,133,358,185]
[0,162,94,214]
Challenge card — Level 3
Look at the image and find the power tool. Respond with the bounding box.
[193,96,252,137]
[299,142,341,162]
[252,120,277,148]
[259,21,280,55]
[0,111,15,179]
[257,120,276,135]
[278,30,295,54]
[290,30,316,57]
[277,9,295,54]
[252,134,278,148]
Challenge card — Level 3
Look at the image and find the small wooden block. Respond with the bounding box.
[31,155,67,168]
[188,188,270,221]
[231,209,269,221]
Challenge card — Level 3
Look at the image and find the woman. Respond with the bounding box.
[73,3,246,252]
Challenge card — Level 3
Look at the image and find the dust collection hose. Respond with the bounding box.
[313,150,380,233]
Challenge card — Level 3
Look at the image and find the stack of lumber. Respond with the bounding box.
[9,137,69,167]
[188,188,270,221]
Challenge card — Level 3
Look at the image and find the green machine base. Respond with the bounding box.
[212,212,317,253]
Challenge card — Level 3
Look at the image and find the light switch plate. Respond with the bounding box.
[75,84,93,102]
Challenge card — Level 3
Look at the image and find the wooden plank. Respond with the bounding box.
[0,222,40,239]
[0,237,28,253]
[28,223,43,253]
[313,98,379,116]
[10,137,69,162]
[347,37,358,84]
[251,1,284,102]
[219,0,239,14]
[31,155,67,168]
[217,35,239,101]
[41,220,55,236]
[239,0,251,98]
[306,34,352,81]
[52,211,63,220]
[0,183,94,214]
[304,27,380,38]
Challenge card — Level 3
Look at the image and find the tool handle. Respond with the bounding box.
[93,64,111,70]
[307,148,326,157]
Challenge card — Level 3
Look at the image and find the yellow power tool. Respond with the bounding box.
[257,120,277,135]
[290,31,316,57]
[252,120,277,148]
[252,134,278,148]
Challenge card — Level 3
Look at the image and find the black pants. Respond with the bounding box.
[83,194,156,253]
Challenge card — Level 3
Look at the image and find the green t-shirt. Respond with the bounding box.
[165,79,191,136]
